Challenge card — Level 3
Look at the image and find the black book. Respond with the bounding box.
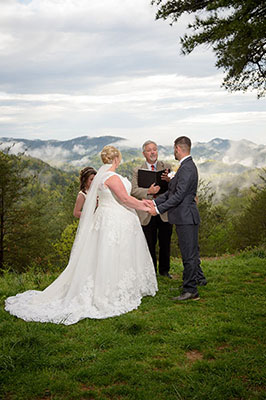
[137,169,168,194]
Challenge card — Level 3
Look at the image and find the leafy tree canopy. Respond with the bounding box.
[151,0,266,97]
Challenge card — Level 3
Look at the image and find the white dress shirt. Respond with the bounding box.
[146,161,157,171]
[179,155,191,164]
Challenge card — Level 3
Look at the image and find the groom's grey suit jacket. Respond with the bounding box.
[155,156,200,225]
[131,160,171,226]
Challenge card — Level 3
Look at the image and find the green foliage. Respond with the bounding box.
[3,183,72,272]
[220,187,250,216]
[1,253,265,399]
[152,0,266,97]
[192,180,232,256]
[20,154,78,188]
[206,167,264,202]
[232,170,266,249]
[170,180,233,257]
[1,149,265,272]
[53,219,79,268]
[59,181,79,226]
[0,150,78,272]
[191,176,265,256]
[0,149,32,270]
[117,158,144,180]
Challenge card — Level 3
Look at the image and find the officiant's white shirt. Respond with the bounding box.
[146,161,158,170]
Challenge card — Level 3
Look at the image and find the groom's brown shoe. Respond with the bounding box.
[172,292,200,301]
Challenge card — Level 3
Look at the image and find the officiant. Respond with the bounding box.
[131,140,173,278]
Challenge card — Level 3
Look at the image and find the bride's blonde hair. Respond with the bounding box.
[101,145,122,164]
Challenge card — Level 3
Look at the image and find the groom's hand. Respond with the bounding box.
[149,202,157,216]
[142,200,158,215]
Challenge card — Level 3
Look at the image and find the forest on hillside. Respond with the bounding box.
[0,150,265,273]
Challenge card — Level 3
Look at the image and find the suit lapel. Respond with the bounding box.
[157,160,163,170]
[142,161,148,169]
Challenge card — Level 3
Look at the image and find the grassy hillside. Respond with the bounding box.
[1,250,265,400]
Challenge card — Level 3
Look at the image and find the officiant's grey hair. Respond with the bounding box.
[142,140,157,152]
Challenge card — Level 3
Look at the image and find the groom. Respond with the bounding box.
[146,136,206,301]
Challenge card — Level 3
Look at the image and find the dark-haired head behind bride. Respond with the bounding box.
[73,166,97,218]
[5,145,158,325]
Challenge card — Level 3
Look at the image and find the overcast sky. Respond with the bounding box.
[0,0,265,147]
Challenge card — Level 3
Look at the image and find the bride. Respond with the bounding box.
[5,146,158,325]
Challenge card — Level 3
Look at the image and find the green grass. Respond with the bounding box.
[0,252,265,400]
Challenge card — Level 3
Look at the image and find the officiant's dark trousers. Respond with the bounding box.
[175,224,199,293]
[142,215,172,274]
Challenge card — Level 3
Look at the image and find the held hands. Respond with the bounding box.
[141,199,157,216]
[142,199,153,208]
[149,202,157,216]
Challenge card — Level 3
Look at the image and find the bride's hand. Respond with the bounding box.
[143,201,157,216]
[140,199,151,212]
[142,205,152,212]
[142,199,153,207]
[140,200,158,215]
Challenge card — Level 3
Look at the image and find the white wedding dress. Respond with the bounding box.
[5,166,158,325]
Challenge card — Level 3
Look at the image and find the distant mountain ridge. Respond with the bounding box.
[191,138,266,168]
[0,135,265,170]
[0,136,126,168]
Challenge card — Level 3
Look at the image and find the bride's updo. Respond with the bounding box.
[101,145,122,164]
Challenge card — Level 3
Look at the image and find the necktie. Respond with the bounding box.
[151,164,155,171]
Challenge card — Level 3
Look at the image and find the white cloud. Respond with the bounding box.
[72,144,87,155]
[70,155,92,167]
[0,141,26,153]
[0,0,265,146]
[28,145,71,161]
[179,111,266,125]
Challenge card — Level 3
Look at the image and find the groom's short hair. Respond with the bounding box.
[174,136,191,152]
